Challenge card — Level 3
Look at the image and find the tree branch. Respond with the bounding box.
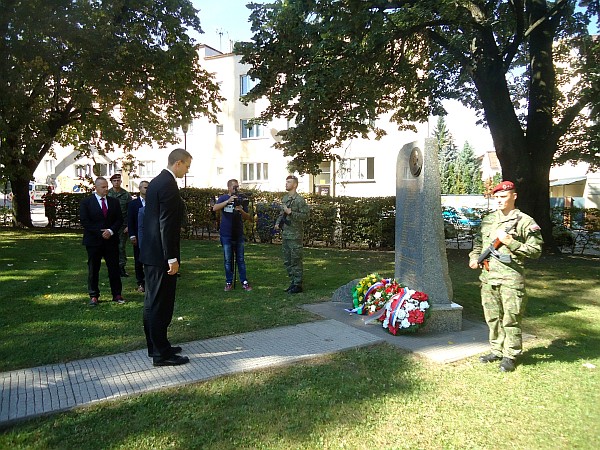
[552,90,595,143]
[369,0,418,10]
[524,0,569,38]
[502,0,525,71]
[428,29,472,70]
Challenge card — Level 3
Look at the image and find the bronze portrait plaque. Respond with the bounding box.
[409,147,422,177]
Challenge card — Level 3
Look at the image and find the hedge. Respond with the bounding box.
[4,191,599,252]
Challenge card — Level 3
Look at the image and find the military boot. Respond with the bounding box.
[499,357,516,372]
[479,353,502,363]
[288,285,303,294]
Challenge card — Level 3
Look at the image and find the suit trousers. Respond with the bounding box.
[143,263,177,357]
[86,243,122,298]
[132,243,145,287]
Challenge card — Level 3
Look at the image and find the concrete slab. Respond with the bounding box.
[301,301,494,364]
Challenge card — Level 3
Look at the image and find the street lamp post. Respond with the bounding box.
[181,123,189,188]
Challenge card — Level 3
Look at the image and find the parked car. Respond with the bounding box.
[457,207,482,228]
[442,206,482,229]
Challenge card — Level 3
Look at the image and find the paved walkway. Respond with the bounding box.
[0,302,505,427]
[0,319,381,426]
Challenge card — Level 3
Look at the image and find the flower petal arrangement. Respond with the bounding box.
[351,273,399,315]
[380,287,431,334]
[349,273,431,334]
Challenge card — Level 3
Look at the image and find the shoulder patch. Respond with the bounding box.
[529,224,541,232]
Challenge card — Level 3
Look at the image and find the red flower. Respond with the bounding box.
[411,291,429,302]
[408,309,425,324]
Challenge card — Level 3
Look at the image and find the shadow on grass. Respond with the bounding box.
[522,337,600,367]
[526,295,580,318]
[0,345,421,449]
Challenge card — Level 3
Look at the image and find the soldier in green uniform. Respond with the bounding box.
[469,180,543,372]
[108,173,133,277]
[274,175,310,294]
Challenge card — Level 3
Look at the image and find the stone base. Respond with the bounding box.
[420,302,463,333]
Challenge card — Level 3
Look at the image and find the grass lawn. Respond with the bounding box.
[0,230,599,449]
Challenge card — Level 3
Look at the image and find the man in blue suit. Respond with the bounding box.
[128,180,149,293]
[140,148,192,366]
[79,177,125,306]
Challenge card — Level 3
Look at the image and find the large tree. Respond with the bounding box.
[0,0,222,227]
[237,0,600,251]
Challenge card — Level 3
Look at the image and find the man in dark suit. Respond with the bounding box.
[140,148,192,366]
[128,180,149,293]
[80,177,126,306]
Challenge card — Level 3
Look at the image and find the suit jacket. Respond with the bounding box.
[140,169,184,266]
[137,206,146,250]
[80,194,123,247]
[127,197,144,239]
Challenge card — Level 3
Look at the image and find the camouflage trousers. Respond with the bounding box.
[117,225,128,269]
[282,238,303,287]
[481,283,527,359]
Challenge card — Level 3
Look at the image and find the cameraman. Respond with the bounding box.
[212,179,253,292]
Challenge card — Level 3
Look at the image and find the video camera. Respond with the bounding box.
[232,186,251,209]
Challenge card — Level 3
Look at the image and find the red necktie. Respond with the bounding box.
[101,197,108,218]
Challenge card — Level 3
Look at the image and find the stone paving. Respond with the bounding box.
[0,303,508,427]
[0,319,381,426]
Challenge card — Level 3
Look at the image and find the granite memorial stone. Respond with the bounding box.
[395,138,463,332]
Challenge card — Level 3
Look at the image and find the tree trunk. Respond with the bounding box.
[470,19,558,253]
[9,176,34,228]
[514,151,557,253]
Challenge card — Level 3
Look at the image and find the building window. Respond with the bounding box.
[93,163,109,176]
[241,162,269,182]
[139,160,156,177]
[44,159,55,173]
[240,119,265,139]
[338,157,375,181]
[216,124,224,134]
[240,74,258,95]
[75,164,92,178]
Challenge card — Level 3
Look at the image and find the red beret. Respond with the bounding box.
[492,180,515,194]
[110,174,121,181]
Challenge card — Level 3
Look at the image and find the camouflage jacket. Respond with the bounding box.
[108,188,132,222]
[469,209,543,288]
[276,193,310,240]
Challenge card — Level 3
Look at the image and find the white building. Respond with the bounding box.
[34,45,430,196]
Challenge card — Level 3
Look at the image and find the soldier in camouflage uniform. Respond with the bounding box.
[469,180,543,372]
[108,173,133,277]
[274,175,310,294]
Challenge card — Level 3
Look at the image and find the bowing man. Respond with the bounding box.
[140,148,192,366]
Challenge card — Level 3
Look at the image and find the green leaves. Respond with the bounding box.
[0,0,222,173]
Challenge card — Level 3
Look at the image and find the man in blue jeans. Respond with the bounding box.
[212,179,253,291]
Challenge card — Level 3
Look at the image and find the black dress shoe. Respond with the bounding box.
[120,268,129,277]
[153,355,189,366]
[284,285,293,293]
[148,346,183,358]
[479,353,502,363]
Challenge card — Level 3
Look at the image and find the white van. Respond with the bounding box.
[30,183,49,203]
